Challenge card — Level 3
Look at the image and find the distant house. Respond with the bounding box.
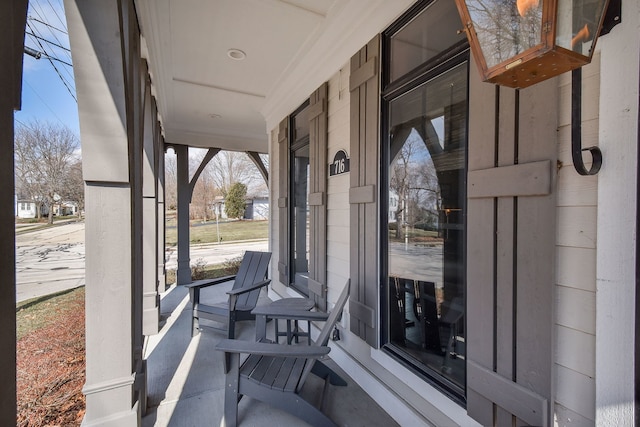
[14,197,37,219]
[212,196,269,220]
[244,197,269,220]
[53,200,79,217]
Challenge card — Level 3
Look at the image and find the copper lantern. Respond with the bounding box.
[454,0,611,88]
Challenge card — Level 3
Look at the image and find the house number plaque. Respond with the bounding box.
[329,149,349,176]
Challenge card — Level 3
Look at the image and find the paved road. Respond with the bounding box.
[15,221,268,303]
[16,222,86,303]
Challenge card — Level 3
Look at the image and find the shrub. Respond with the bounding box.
[191,258,207,280]
[222,255,243,275]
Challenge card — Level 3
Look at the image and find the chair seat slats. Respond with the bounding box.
[241,355,308,393]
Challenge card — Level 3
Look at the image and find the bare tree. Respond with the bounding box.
[14,121,79,224]
[207,151,265,197]
[164,152,177,210]
[64,159,85,217]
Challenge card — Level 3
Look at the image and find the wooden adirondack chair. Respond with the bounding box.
[186,251,271,338]
[216,280,350,427]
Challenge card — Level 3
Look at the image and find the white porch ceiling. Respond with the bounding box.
[135,0,415,153]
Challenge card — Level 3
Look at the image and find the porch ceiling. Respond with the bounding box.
[135,0,415,153]
[136,0,335,153]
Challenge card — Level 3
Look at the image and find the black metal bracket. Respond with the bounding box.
[571,67,602,176]
[569,0,621,176]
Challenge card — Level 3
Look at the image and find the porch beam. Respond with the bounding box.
[247,151,269,187]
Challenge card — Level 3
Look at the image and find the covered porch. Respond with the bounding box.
[59,0,417,425]
[142,282,396,426]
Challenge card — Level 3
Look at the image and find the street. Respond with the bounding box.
[15,221,268,303]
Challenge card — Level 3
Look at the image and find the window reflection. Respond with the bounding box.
[290,103,310,295]
[386,63,467,388]
[465,0,543,68]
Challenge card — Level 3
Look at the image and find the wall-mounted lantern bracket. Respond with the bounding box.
[570,0,620,176]
[571,67,602,176]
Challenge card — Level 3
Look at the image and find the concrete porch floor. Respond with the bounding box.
[142,282,399,427]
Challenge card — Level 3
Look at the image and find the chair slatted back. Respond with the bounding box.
[233,251,271,310]
[296,280,350,392]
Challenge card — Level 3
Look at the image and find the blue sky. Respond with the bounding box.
[15,0,80,137]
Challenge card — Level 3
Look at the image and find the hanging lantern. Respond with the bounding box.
[454,0,611,88]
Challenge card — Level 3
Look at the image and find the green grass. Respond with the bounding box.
[16,287,85,340]
[165,219,268,246]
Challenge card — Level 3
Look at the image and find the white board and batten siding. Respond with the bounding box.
[553,53,600,425]
[326,64,351,312]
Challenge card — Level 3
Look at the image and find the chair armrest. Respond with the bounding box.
[251,306,330,322]
[226,279,271,296]
[216,339,330,358]
[185,275,236,289]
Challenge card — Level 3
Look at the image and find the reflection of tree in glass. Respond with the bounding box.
[389,130,441,241]
[465,0,542,68]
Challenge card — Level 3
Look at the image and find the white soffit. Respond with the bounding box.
[135,0,413,151]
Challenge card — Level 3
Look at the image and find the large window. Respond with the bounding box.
[382,0,468,400]
[290,101,310,295]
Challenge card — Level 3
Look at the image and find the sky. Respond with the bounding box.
[14,0,80,137]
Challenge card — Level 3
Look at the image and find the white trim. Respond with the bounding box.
[369,348,481,427]
[327,343,431,426]
[261,0,414,131]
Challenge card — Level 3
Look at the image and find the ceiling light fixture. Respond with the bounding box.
[227,48,246,61]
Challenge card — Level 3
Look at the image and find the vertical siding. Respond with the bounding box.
[553,52,600,424]
[326,64,351,310]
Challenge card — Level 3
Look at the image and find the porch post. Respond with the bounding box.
[175,144,192,284]
[142,65,159,335]
[66,0,142,424]
[0,0,28,423]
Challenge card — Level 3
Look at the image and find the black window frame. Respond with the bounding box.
[288,99,311,295]
[379,0,471,405]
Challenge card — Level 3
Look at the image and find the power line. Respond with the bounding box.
[24,46,73,67]
[26,21,76,102]
[29,1,73,69]
[43,0,68,33]
[22,81,70,128]
[28,16,67,34]
[25,31,70,52]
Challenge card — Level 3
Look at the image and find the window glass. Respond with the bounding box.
[389,0,466,82]
[380,0,471,400]
[465,0,542,68]
[290,103,310,295]
[385,60,467,390]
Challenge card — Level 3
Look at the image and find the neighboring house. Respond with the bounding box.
[243,197,269,220]
[1,1,637,426]
[14,198,36,219]
[52,200,78,217]
[213,197,269,220]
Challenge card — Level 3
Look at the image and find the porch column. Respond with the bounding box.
[157,141,166,294]
[175,144,192,284]
[174,145,220,285]
[0,0,28,423]
[142,65,159,335]
[66,0,142,424]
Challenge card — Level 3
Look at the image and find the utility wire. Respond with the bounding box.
[44,0,68,33]
[29,1,73,73]
[28,16,67,34]
[25,31,70,52]
[22,81,69,128]
[26,21,76,102]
